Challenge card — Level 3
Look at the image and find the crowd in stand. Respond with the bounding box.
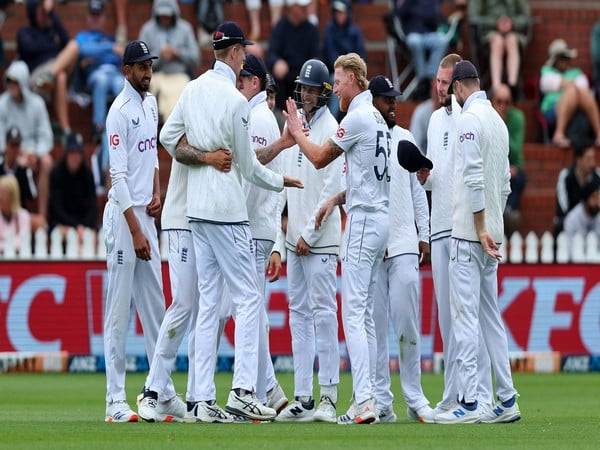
[0,0,599,255]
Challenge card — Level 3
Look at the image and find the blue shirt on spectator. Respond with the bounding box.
[322,16,366,72]
[75,30,121,79]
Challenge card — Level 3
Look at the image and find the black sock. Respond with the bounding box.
[187,401,197,412]
[459,398,478,411]
[234,388,249,397]
[143,389,158,401]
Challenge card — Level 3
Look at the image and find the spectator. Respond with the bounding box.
[592,19,600,95]
[555,142,600,234]
[491,83,526,235]
[266,73,278,111]
[246,0,284,42]
[197,0,225,48]
[563,179,600,242]
[268,0,320,109]
[139,0,199,121]
[17,0,71,137]
[322,0,365,117]
[48,133,97,232]
[0,127,38,211]
[540,39,600,149]
[0,60,53,227]
[0,175,32,254]
[409,80,439,153]
[468,0,530,94]
[114,0,129,45]
[396,0,448,98]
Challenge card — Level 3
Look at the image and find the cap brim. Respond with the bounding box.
[378,88,402,97]
[125,55,158,65]
[397,140,433,173]
[240,68,253,77]
[243,38,254,46]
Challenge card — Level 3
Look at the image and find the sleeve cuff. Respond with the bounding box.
[469,187,485,213]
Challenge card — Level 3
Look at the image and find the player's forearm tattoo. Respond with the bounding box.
[175,141,209,166]
[255,143,280,165]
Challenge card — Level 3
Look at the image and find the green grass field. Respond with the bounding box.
[1,372,599,450]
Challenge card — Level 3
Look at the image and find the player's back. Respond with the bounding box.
[334,90,391,214]
[173,68,257,223]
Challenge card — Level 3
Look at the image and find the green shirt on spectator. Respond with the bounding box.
[505,106,525,169]
[540,65,584,113]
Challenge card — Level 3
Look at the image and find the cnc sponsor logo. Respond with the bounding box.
[336,127,345,138]
[137,137,157,152]
[459,132,475,142]
[109,134,120,148]
[252,135,267,147]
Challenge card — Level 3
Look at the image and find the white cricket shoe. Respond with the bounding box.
[188,401,233,423]
[337,398,378,425]
[105,400,138,423]
[226,390,277,421]
[275,398,315,422]
[407,404,435,423]
[313,396,336,423]
[377,405,397,423]
[480,397,521,424]
[434,404,481,424]
[158,395,187,422]
[266,384,289,414]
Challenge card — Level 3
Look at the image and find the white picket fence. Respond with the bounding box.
[0,228,599,263]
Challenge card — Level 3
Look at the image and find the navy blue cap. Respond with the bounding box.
[397,140,433,173]
[369,75,401,97]
[240,54,267,82]
[65,133,84,153]
[123,40,158,65]
[213,22,253,50]
[449,60,479,93]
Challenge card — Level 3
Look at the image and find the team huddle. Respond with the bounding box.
[102,20,521,426]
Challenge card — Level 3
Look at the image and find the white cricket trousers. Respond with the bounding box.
[191,221,262,401]
[287,251,340,398]
[341,209,388,404]
[449,238,518,404]
[103,203,165,403]
[214,239,278,403]
[431,236,492,408]
[145,230,198,402]
[373,254,429,411]
[253,239,279,403]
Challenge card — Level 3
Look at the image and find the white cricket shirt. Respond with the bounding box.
[424,98,461,241]
[159,60,284,224]
[452,91,511,244]
[106,79,159,212]
[331,90,391,214]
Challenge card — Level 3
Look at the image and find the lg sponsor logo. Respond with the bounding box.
[137,137,157,152]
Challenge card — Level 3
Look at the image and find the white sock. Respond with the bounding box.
[320,384,338,404]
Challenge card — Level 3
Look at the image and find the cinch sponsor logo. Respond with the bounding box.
[252,135,267,147]
[459,132,475,142]
[137,137,157,152]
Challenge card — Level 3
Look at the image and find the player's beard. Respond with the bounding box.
[441,94,451,107]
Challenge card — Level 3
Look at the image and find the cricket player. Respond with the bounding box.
[434,61,520,424]
[284,53,391,425]
[103,41,164,423]
[159,21,302,422]
[237,54,288,412]
[137,143,233,422]
[368,75,434,423]
[273,59,343,423]
[418,54,493,417]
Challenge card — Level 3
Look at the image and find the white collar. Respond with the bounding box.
[347,90,372,113]
[213,60,237,86]
[248,90,267,110]
[462,90,488,112]
[302,105,327,127]
[123,79,147,104]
